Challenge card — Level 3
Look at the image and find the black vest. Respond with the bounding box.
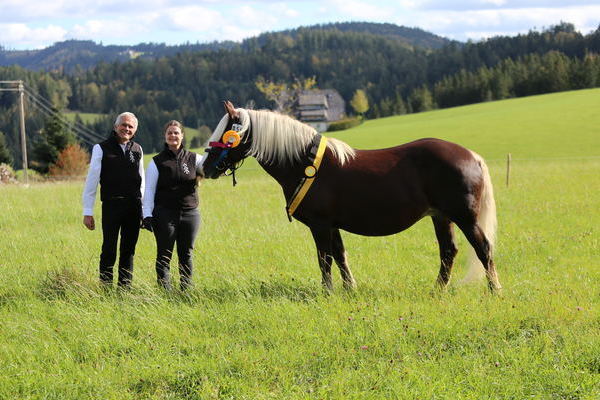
[99,134,143,201]
[153,146,199,210]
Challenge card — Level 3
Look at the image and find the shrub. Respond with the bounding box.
[326,117,362,132]
[48,144,90,180]
[0,163,16,184]
[15,169,46,183]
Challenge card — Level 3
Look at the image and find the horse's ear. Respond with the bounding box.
[223,100,239,120]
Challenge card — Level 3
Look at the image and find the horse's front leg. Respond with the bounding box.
[331,228,356,290]
[309,226,334,292]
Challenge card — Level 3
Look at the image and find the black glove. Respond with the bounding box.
[141,217,153,232]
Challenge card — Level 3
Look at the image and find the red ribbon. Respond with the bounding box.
[208,141,232,148]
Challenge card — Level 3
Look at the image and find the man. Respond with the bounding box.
[82,112,144,288]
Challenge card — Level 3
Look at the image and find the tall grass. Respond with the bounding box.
[1,90,598,399]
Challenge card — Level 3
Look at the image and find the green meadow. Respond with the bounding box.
[63,111,204,144]
[1,89,599,399]
[63,111,107,124]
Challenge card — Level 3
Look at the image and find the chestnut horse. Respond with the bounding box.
[202,101,501,292]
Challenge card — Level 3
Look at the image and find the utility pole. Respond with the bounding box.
[0,80,28,184]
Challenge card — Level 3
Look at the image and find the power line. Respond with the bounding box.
[26,98,96,147]
[25,99,96,146]
[23,90,105,145]
[25,95,98,145]
[23,87,106,143]
[23,87,106,141]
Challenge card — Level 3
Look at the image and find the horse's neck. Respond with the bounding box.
[258,160,303,200]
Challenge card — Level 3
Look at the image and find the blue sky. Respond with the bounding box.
[1,1,599,50]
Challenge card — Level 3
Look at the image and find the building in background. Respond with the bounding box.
[296,89,345,132]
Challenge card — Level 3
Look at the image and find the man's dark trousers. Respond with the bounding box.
[100,198,141,287]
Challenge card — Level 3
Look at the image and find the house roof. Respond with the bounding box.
[296,89,345,123]
[298,94,328,107]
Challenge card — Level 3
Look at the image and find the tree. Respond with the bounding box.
[256,76,317,114]
[0,131,12,165]
[408,86,434,113]
[350,89,369,119]
[32,108,76,173]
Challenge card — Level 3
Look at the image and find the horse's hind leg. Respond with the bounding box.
[432,215,458,289]
[458,222,502,292]
[331,228,356,290]
[309,226,334,291]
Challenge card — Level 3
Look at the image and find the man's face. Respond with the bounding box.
[115,115,138,143]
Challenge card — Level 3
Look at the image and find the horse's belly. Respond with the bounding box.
[334,197,430,236]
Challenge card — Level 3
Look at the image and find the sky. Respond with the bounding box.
[1,1,599,50]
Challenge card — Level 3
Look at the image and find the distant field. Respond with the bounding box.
[63,111,203,145]
[1,90,599,399]
[63,111,106,124]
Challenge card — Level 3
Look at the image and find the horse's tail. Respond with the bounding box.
[463,152,497,282]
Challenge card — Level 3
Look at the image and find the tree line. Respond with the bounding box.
[0,22,599,170]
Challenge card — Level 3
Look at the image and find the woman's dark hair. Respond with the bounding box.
[164,120,184,134]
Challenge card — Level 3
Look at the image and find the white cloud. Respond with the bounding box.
[326,0,395,20]
[220,25,263,42]
[1,0,599,49]
[69,19,155,42]
[395,5,600,41]
[0,23,67,49]
[268,2,301,19]
[0,0,92,22]
[413,1,595,11]
[162,6,224,32]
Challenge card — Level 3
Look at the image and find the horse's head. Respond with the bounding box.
[202,101,252,180]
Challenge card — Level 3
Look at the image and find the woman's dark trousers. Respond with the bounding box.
[99,198,141,287]
[152,206,200,290]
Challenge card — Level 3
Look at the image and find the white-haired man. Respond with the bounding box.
[82,112,144,288]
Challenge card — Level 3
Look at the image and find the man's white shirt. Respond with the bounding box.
[82,143,145,216]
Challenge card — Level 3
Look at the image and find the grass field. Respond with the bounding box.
[1,89,599,399]
[63,111,107,124]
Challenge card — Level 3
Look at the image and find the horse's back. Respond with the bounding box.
[307,138,484,235]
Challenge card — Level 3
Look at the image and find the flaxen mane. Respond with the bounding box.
[209,108,355,166]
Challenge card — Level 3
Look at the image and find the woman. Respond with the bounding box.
[142,120,203,290]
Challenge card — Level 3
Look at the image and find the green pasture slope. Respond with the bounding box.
[63,111,106,125]
[63,111,203,143]
[1,89,599,399]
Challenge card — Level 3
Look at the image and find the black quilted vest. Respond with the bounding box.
[153,146,199,210]
[99,134,143,201]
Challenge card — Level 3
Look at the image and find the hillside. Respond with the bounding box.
[0,22,452,72]
[0,40,238,72]
[333,88,600,159]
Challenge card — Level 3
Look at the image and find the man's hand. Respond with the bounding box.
[141,217,153,232]
[83,215,95,230]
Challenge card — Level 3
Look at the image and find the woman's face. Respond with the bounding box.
[165,125,183,149]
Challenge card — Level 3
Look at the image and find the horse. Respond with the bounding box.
[201,101,501,293]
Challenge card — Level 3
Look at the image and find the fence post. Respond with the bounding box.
[506,153,511,187]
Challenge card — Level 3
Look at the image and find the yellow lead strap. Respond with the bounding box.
[287,136,328,219]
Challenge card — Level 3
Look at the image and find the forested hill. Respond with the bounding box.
[0,22,451,72]
[0,40,239,72]
[0,22,599,167]
[243,22,452,51]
